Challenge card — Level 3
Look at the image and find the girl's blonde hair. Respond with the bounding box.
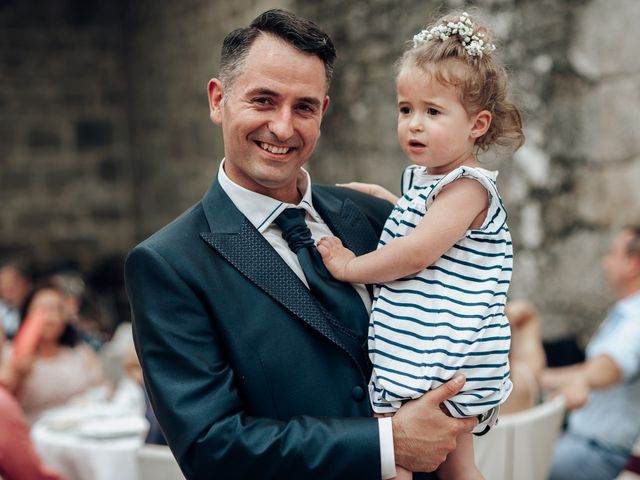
[398,11,525,153]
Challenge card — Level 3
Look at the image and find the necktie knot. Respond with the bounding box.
[273,206,368,341]
[274,209,315,253]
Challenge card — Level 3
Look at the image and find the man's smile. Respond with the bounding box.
[257,141,294,155]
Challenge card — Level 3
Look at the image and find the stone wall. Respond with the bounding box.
[1,0,639,339]
[0,0,133,271]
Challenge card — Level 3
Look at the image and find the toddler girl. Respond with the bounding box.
[318,11,524,479]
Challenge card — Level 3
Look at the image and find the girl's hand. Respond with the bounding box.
[317,236,356,282]
[337,182,399,204]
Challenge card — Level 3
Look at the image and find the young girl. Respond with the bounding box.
[318,11,524,479]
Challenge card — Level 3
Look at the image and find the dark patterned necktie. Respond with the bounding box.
[274,208,369,332]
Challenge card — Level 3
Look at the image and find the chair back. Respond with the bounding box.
[137,444,186,480]
[475,397,566,480]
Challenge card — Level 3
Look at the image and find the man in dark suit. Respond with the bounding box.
[125,9,476,479]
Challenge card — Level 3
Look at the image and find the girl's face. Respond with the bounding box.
[396,64,489,174]
[28,288,68,342]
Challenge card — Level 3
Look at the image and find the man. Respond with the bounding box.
[0,259,33,339]
[543,226,640,480]
[125,9,475,479]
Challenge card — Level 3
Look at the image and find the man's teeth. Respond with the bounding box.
[260,142,290,154]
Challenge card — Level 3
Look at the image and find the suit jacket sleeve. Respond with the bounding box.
[125,241,381,480]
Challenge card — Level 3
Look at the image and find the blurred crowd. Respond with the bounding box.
[1,225,639,480]
[0,257,165,480]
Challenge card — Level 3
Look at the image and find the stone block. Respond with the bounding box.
[574,80,640,163]
[569,0,640,80]
[98,157,121,182]
[75,120,113,150]
[573,159,640,227]
[27,128,61,149]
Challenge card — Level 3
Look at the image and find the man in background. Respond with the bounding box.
[543,225,640,480]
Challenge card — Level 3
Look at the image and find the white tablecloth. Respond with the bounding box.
[31,404,148,480]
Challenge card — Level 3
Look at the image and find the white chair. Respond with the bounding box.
[475,397,566,480]
[137,445,186,480]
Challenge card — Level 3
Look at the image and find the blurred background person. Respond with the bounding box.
[500,299,547,414]
[50,269,109,351]
[542,225,640,480]
[0,258,34,340]
[0,324,63,480]
[0,280,104,424]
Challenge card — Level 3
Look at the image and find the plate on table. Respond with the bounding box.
[41,405,105,432]
[76,415,149,439]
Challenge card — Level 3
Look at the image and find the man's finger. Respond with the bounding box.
[427,374,466,404]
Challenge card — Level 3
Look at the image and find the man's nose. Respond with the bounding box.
[268,109,294,141]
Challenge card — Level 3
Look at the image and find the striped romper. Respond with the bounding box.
[368,165,513,419]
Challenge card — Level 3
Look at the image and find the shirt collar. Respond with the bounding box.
[217,159,321,233]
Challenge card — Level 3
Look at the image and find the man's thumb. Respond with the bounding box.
[432,374,466,403]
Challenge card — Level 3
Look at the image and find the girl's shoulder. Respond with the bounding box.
[431,166,501,199]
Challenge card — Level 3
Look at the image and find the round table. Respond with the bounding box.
[31,405,148,480]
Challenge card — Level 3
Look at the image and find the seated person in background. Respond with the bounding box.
[542,225,640,480]
[0,280,104,424]
[0,258,33,340]
[500,300,547,414]
[0,325,62,480]
[51,270,108,351]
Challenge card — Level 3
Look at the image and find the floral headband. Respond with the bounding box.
[412,12,496,58]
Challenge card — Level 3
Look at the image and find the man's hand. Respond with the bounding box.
[336,182,399,204]
[556,376,589,410]
[392,374,477,472]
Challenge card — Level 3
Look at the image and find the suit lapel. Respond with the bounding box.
[312,187,381,258]
[199,180,355,362]
[313,186,381,299]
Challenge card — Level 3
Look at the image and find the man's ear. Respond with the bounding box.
[322,96,330,116]
[207,78,224,125]
[471,110,492,139]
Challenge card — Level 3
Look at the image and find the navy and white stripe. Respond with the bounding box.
[369,165,513,417]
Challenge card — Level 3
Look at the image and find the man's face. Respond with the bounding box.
[0,266,30,308]
[602,229,636,295]
[208,34,329,203]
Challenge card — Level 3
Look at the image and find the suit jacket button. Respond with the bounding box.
[351,386,365,401]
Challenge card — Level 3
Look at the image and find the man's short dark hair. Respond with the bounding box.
[219,9,336,91]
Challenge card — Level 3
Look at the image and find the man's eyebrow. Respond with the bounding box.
[248,88,280,97]
[298,97,322,108]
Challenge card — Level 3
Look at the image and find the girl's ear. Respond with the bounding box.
[470,110,492,138]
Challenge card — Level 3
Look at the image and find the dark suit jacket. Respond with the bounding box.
[125,178,437,479]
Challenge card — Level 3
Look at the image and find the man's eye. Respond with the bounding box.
[297,104,315,113]
[253,97,272,105]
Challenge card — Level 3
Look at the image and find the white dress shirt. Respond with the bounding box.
[217,160,396,479]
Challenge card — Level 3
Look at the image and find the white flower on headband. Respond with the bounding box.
[412,12,496,58]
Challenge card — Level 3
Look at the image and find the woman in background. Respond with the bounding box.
[0,280,103,424]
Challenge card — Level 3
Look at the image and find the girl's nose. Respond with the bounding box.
[409,115,424,132]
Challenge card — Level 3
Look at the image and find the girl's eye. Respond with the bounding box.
[399,106,411,114]
[427,108,440,116]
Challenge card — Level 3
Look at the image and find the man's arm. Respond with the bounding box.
[125,244,380,480]
[393,375,478,472]
[541,354,622,410]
